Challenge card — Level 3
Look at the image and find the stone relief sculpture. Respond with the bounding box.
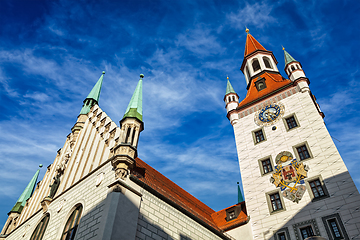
[48,174,61,199]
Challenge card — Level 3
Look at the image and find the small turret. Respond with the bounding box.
[240,29,280,89]
[283,47,309,92]
[283,48,306,80]
[110,74,144,181]
[79,71,105,115]
[224,77,239,125]
[0,165,42,236]
[72,71,106,138]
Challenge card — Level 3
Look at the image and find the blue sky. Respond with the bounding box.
[0,0,360,226]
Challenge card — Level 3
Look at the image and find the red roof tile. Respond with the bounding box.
[211,202,248,231]
[244,34,267,57]
[238,72,292,109]
[133,158,219,229]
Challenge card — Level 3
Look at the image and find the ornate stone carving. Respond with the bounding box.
[115,168,128,180]
[40,197,52,213]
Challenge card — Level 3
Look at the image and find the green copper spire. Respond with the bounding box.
[80,71,105,115]
[123,74,143,122]
[10,165,42,214]
[225,77,236,95]
[283,47,297,66]
[238,183,244,203]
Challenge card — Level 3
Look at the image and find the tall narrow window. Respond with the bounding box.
[291,65,295,71]
[61,205,83,240]
[263,57,272,69]
[124,127,131,143]
[252,59,261,72]
[131,129,136,146]
[270,193,283,211]
[300,226,315,239]
[328,219,342,239]
[30,213,50,240]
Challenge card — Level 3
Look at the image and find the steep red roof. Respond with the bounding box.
[211,202,248,231]
[244,33,267,57]
[133,158,218,229]
[238,72,292,108]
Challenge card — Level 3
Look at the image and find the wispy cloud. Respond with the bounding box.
[227,2,276,29]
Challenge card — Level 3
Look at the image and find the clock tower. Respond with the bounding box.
[225,30,360,240]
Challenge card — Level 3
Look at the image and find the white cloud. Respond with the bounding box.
[176,24,226,56]
[227,2,276,29]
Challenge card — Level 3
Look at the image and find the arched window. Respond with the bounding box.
[61,205,83,240]
[263,57,272,69]
[124,127,131,143]
[291,65,295,71]
[30,214,50,240]
[297,64,300,69]
[252,59,261,72]
[232,96,235,102]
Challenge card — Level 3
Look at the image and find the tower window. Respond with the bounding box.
[30,214,50,240]
[252,129,266,144]
[309,179,325,198]
[328,219,342,239]
[255,77,267,91]
[261,159,273,174]
[322,214,349,240]
[297,64,300,69]
[124,127,131,143]
[291,65,295,71]
[278,232,286,240]
[263,57,272,69]
[284,115,299,131]
[270,193,283,211]
[252,59,261,72]
[300,226,315,239]
[296,145,310,160]
[305,175,329,201]
[232,96,235,101]
[274,228,291,240]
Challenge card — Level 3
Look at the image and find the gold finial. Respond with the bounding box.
[227,75,229,80]
[282,45,285,51]
[245,27,249,34]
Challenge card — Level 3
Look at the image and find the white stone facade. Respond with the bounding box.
[137,190,225,240]
[233,86,360,240]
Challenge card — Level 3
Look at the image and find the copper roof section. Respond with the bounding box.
[244,34,267,57]
[238,72,292,109]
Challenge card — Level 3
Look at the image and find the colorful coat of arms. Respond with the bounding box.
[270,151,310,203]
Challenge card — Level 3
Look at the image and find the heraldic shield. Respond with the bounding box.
[270,151,310,203]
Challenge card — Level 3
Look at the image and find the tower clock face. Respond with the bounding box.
[255,102,285,126]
